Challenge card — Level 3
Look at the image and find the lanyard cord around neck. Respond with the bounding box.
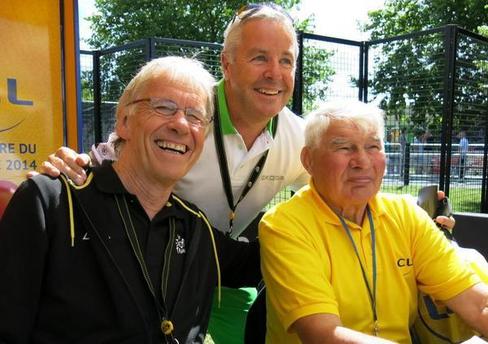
[337,207,379,336]
[213,93,278,235]
[114,194,179,344]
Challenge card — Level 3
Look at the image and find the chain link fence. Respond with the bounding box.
[80,25,488,213]
[365,26,488,212]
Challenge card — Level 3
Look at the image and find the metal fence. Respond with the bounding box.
[363,26,488,212]
[79,38,223,153]
[80,25,488,213]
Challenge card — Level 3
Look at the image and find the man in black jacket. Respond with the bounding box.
[0,56,260,344]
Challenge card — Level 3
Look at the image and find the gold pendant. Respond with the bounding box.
[373,320,379,336]
[161,319,174,335]
[229,211,235,220]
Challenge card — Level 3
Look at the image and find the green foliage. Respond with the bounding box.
[87,0,303,48]
[301,46,335,113]
[478,9,488,73]
[362,0,488,138]
[88,0,308,47]
[81,70,94,100]
[364,0,488,40]
[83,0,336,114]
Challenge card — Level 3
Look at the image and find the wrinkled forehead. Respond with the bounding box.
[326,118,382,141]
[134,74,207,103]
[223,9,298,62]
[244,18,296,51]
[244,20,295,49]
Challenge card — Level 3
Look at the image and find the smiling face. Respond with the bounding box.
[301,119,386,212]
[116,75,207,186]
[222,18,296,124]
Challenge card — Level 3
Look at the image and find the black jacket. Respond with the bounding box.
[0,163,260,343]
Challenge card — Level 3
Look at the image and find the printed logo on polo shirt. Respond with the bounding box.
[175,235,186,254]
[397,257,413,267]
[260,175,284,181]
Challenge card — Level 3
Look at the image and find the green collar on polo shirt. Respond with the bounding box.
[216,79,275,136]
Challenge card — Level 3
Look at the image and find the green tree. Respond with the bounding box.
[362,0,488,137]
[478,4,488,73]
[83,0,335,113]
[87,0,301,48]
[301,46,335,113]
[365,0,487,40]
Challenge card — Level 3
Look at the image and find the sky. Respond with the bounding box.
[77,0,385,49]
[291,0,384,40]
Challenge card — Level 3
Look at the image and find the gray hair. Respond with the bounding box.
[222,4,298,62]
[112,56,216,153]
[304,100,385,148]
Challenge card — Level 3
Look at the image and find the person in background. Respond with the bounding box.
[459,129,469,180]
[259,100,488,343]
[414,129,432,175]
[0,56,260,343]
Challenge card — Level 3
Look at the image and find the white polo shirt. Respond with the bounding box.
[175,80,308,237]
[93,79,309,238]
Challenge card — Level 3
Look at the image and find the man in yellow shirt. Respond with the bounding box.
[260,100,488,343]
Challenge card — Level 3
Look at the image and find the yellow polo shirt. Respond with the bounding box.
[259,182,479,344]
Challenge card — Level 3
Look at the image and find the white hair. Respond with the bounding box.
[119,56,215,119]
[112,56,216,153]
[304,100,385,148]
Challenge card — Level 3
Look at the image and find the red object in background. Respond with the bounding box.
[0,180,17,219]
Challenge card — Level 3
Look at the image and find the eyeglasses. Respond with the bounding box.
[126,98,212,128]
[232,3,294,24]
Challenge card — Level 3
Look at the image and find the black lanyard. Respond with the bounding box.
[213,94,278,235]
[337,207,378,336]
[115,194,179,344]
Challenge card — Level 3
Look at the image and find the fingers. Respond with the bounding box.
[38,156,62,177]
[52,148,88,185]
[437,190,445,200]
[37,147,89,186]
[26,171,40,179]
[75,153,91,167]
[435,215,456,230]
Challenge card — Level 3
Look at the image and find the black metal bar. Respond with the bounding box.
[153,37,223,50]
[368,26,444,45]
[98,39,148,56]
[145,37,154,61]
[358,42,364,101]
[301,32,362,46]
[150,37,155,60]
[92,50,102,143]
[455,27,488,44]
[363,41,369,103]
[403,143,410,186]
[292,31,304,117]
[439,25,457,196]
[482,112,488,212]
[97,37,223,57]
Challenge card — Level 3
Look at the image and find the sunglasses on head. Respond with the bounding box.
[232,3,294,24]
